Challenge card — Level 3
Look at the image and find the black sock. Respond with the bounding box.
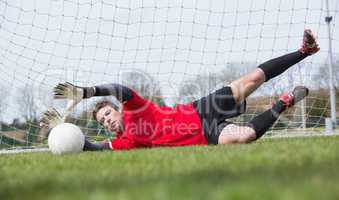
[258,51,308,82]
[247,100,287,140]
[83,139,111,151]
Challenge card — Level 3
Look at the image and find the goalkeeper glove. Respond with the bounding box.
[40,108,64,129]
[53,82,95,118]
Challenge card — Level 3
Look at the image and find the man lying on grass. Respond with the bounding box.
[44,29,319,151]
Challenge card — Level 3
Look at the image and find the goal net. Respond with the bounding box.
[0,0,338,151]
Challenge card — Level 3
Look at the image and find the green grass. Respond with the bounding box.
[1,136,339,200]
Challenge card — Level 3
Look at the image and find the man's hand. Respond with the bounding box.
[40,108,64,129]
[54,82,84,112]
[54,82,95,119]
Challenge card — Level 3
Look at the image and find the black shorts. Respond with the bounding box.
[192,86,246,145]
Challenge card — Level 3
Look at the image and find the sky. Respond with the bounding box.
[0,0,338,123]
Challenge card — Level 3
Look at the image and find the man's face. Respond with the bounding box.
[96,105,123,133]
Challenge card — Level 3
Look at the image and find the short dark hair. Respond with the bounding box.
[92,100,120,121]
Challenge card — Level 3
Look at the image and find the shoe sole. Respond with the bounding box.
[292,86,309,105]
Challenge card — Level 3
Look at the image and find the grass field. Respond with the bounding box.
[1,136,339,200]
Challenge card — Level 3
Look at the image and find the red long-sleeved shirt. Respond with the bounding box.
[109,91,208,150]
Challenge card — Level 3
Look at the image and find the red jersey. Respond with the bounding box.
[109,91,208,150]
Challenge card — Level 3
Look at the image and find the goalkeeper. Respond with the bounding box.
[48,29,319,151]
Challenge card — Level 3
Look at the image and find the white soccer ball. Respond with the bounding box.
[48,123,85,155]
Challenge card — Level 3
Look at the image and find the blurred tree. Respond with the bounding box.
[15,84,40,143]
[0,85,9,131]
[120,70,166,106]
[178,62,253,102]
[312,55,339,88]
[16,84,38,122]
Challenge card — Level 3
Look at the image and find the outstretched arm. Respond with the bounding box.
[83,139,111,151]
[83,137,138,151]
[54,82,133,102]
[54,82,134,117]
[92,84,153,112]
[92,83,133,102]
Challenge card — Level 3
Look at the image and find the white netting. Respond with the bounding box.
[0,0,338,150]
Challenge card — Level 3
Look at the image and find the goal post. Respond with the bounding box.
[0,0,338,152]
[325,0,337,131]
